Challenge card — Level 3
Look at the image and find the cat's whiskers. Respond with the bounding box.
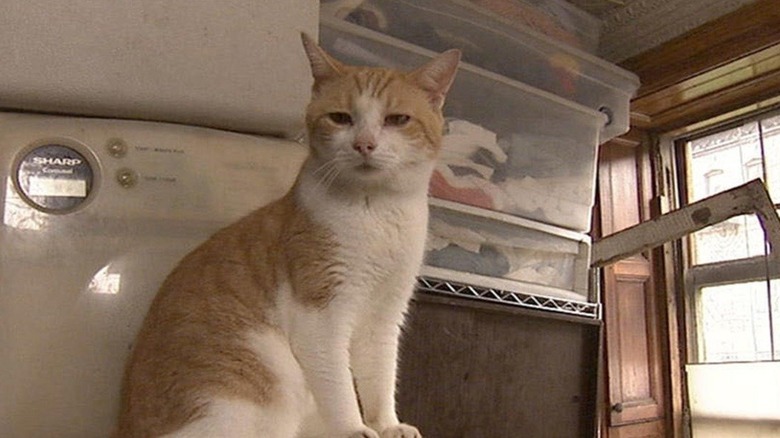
[320,165,340,190]
[312,157,341,177]
[312,157,348,192]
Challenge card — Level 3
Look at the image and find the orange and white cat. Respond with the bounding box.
[115,34,460,438]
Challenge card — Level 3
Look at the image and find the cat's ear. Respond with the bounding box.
[301,32,345,89]
[409,49,461,109]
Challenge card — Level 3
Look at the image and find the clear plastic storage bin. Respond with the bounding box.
[321,18,606,231]
[470,0,603,53]
[424,199,591,302]
[326,0,639,141]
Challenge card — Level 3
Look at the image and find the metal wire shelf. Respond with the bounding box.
[416,275,601,320]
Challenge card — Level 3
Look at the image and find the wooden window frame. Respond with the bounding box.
[603,0,780,435]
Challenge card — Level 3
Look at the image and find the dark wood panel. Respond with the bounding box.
[597,137,667,436]
[604,258,664,427]
[609,419,665,438]
[397,293,600,438]
[598,142,641,234]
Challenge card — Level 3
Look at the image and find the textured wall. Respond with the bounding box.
[595,0,758,62]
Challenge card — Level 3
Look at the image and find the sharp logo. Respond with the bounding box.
[32,157,83,166]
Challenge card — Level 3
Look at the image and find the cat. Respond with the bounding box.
[115,33,460,438]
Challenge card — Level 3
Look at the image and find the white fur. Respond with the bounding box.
[161,398,295,438]
[286,90,430,437]
[284,108,430,435]
[169,90,430,438]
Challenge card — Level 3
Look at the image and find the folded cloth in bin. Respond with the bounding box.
[441,119,507,173]
[425,244,511,278]
[426,212,579,289]
[430,119,507,208]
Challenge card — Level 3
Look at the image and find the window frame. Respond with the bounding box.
[674,107,780,364]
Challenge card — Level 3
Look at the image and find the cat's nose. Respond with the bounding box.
[353,140,376,157]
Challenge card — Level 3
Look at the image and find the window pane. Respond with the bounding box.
[761,114,780,203]
[686,121,773,264]
[686,121,761,203]
[697,280,779,363]
[690,214,767,264]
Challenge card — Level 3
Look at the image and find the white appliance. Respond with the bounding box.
[0,1,317,436]
[0,112,309,437]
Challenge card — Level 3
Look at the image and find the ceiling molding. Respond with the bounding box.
[613,0,780,132]
[594,0,758,62]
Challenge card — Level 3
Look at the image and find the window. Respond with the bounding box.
[679,111,780,364]
[703,169,724,197]
[698,280,780,362]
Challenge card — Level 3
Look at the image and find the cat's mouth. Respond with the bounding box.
[354,162,382,173]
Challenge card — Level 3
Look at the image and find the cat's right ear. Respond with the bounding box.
[301,33,345,90]
[409,49,461,110]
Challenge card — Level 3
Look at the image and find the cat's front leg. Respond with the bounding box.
[351,286,421,438]
[289,299,377,437]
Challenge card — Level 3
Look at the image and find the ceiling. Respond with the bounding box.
[566,0,624,18]
[565,0,759,63]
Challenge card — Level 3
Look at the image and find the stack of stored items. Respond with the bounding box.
[319,0,639,304]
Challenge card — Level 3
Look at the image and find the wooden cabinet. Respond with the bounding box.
[597,137,668,437]
[397,293,600,438]
[603,258,664,428]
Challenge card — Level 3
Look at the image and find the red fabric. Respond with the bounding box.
[429,170,494,210]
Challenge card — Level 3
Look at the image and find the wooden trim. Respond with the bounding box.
[612,256,652,278]
[606,128,644,149]
[635,66,780,132]
[632,44,780,115]
[600,4,780,436]
[621,0,780,98]
[618,0,780,131]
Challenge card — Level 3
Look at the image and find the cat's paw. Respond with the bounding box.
[348,426,380,438]
[380,423,421,438]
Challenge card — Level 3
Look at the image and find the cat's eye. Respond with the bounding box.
[327,112,353,126]
[384,114,411,127]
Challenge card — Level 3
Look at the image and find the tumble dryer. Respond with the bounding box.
[0,1,317,435]
[0,113,308,437]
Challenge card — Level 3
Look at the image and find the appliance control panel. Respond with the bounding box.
[14,142,95,213]
[2,113,308,227]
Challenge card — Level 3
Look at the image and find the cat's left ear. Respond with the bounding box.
[409,49,461,109]
[301,32,345,90]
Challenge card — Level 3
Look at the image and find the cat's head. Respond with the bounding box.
[301,33,460,195]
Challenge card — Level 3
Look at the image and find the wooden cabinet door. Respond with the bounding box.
[598,138,667,437]
[603,258,664,426]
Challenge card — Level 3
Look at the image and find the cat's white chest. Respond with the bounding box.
[299,182,429,281]
[330,196,427,261]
